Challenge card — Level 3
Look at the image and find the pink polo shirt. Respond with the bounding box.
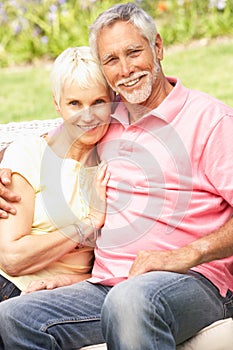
[89,77,233,296]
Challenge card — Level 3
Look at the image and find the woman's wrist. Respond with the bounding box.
[61,215,102,247]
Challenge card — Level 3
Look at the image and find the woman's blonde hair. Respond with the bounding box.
[51,46,110,107]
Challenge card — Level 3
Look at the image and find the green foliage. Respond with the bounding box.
[1,38,232,123]
[0,0,124,67]
[155,0,233,45]
[0,0,233,67]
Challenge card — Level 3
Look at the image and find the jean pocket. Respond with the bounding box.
[0,275,21,302]
[223,290,233,318]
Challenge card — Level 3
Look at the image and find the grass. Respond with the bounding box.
[0,63,56,123]
[163,37,233,107]
[0,37,232,124]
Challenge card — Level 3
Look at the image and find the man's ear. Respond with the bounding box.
[53,97,61,115]
[154,33,163,61]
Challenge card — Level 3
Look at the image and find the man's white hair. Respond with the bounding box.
[89,2,158,60]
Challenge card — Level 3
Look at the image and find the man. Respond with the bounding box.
[0,3,232,349]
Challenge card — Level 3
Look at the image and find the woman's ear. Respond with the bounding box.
[154,33,163,61]
[53,96,61,115]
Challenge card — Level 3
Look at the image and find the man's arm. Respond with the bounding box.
[0,148,21,217]
[129,217,233,278]
[0,148,5,163]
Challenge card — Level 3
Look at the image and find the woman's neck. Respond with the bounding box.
[45,129,99,167]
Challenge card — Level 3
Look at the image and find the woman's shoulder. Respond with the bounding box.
[7,134,48,156]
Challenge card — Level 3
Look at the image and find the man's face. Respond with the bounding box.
[97,21,159,104]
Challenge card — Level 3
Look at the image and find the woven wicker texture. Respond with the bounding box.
[0,118,62,151]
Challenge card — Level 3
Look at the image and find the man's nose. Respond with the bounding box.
[119,57,134,77]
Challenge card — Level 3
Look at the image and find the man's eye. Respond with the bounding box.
[104,57,117,65]
[129,49,141,56]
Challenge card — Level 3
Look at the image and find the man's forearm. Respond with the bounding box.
[189,216,233,265]
[0,148,5,163]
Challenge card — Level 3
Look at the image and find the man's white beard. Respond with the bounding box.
[112,61,160,104]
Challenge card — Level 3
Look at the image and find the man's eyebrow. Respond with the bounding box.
[101,44,143,62]
[101,53,113,62]
[127,43,143,50]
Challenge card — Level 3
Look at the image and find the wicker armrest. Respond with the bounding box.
[0,118,62,151]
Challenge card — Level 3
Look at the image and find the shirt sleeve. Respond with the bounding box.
[1,135,45,192]
[203,114,233,206]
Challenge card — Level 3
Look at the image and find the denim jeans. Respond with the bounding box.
[101,271,233,349]
[0,275,21,302]
[0,272,232,350]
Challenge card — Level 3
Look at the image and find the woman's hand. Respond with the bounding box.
[73,162,110,247]
[0,168,21,218]
[89,161,110,229]
[21,273,91,294]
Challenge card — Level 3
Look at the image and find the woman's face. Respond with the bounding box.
[57,80,112,146]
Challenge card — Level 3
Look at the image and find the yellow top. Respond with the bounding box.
[0,134,97,290]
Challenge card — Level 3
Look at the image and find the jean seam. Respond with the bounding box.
[40,316,101,333]
[154,276,189,328]
[149,274,190,348]
[223,290,233,318]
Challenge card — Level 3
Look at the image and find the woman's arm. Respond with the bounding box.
[22,273,91,294]
[0,163,109,276]
[0,173,78,276]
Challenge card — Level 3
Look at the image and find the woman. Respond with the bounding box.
[0,46,113,299]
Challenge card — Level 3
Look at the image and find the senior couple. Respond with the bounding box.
[0,2,232,349]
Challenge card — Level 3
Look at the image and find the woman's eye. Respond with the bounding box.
[70,100,79,106]
[94,99,105,105]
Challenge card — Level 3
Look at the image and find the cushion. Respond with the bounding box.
[80,318,233,350]
[177,318,233,350]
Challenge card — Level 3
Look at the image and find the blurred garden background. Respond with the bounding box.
[0,0,233,122]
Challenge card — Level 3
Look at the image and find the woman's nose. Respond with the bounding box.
[80,107,96,123]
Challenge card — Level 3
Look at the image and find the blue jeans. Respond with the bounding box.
[101,271,233,349]
[0,272,232,350]
[0,275,21,302]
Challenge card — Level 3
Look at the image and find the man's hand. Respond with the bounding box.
[128,246,200,278]
[129,217,233,279]
[0,168,21,218]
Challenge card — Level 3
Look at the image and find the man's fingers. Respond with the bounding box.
[0,198,17,215]
[0,210,9,218]
[0,168,21,205]
[0,168,12,185]
[0,184,21,202]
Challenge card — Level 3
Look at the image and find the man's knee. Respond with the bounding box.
[102,277,150,326]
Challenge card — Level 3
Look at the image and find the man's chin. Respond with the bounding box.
[119,89,151,104]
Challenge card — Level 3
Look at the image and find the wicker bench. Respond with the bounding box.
[0,118,232,350]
